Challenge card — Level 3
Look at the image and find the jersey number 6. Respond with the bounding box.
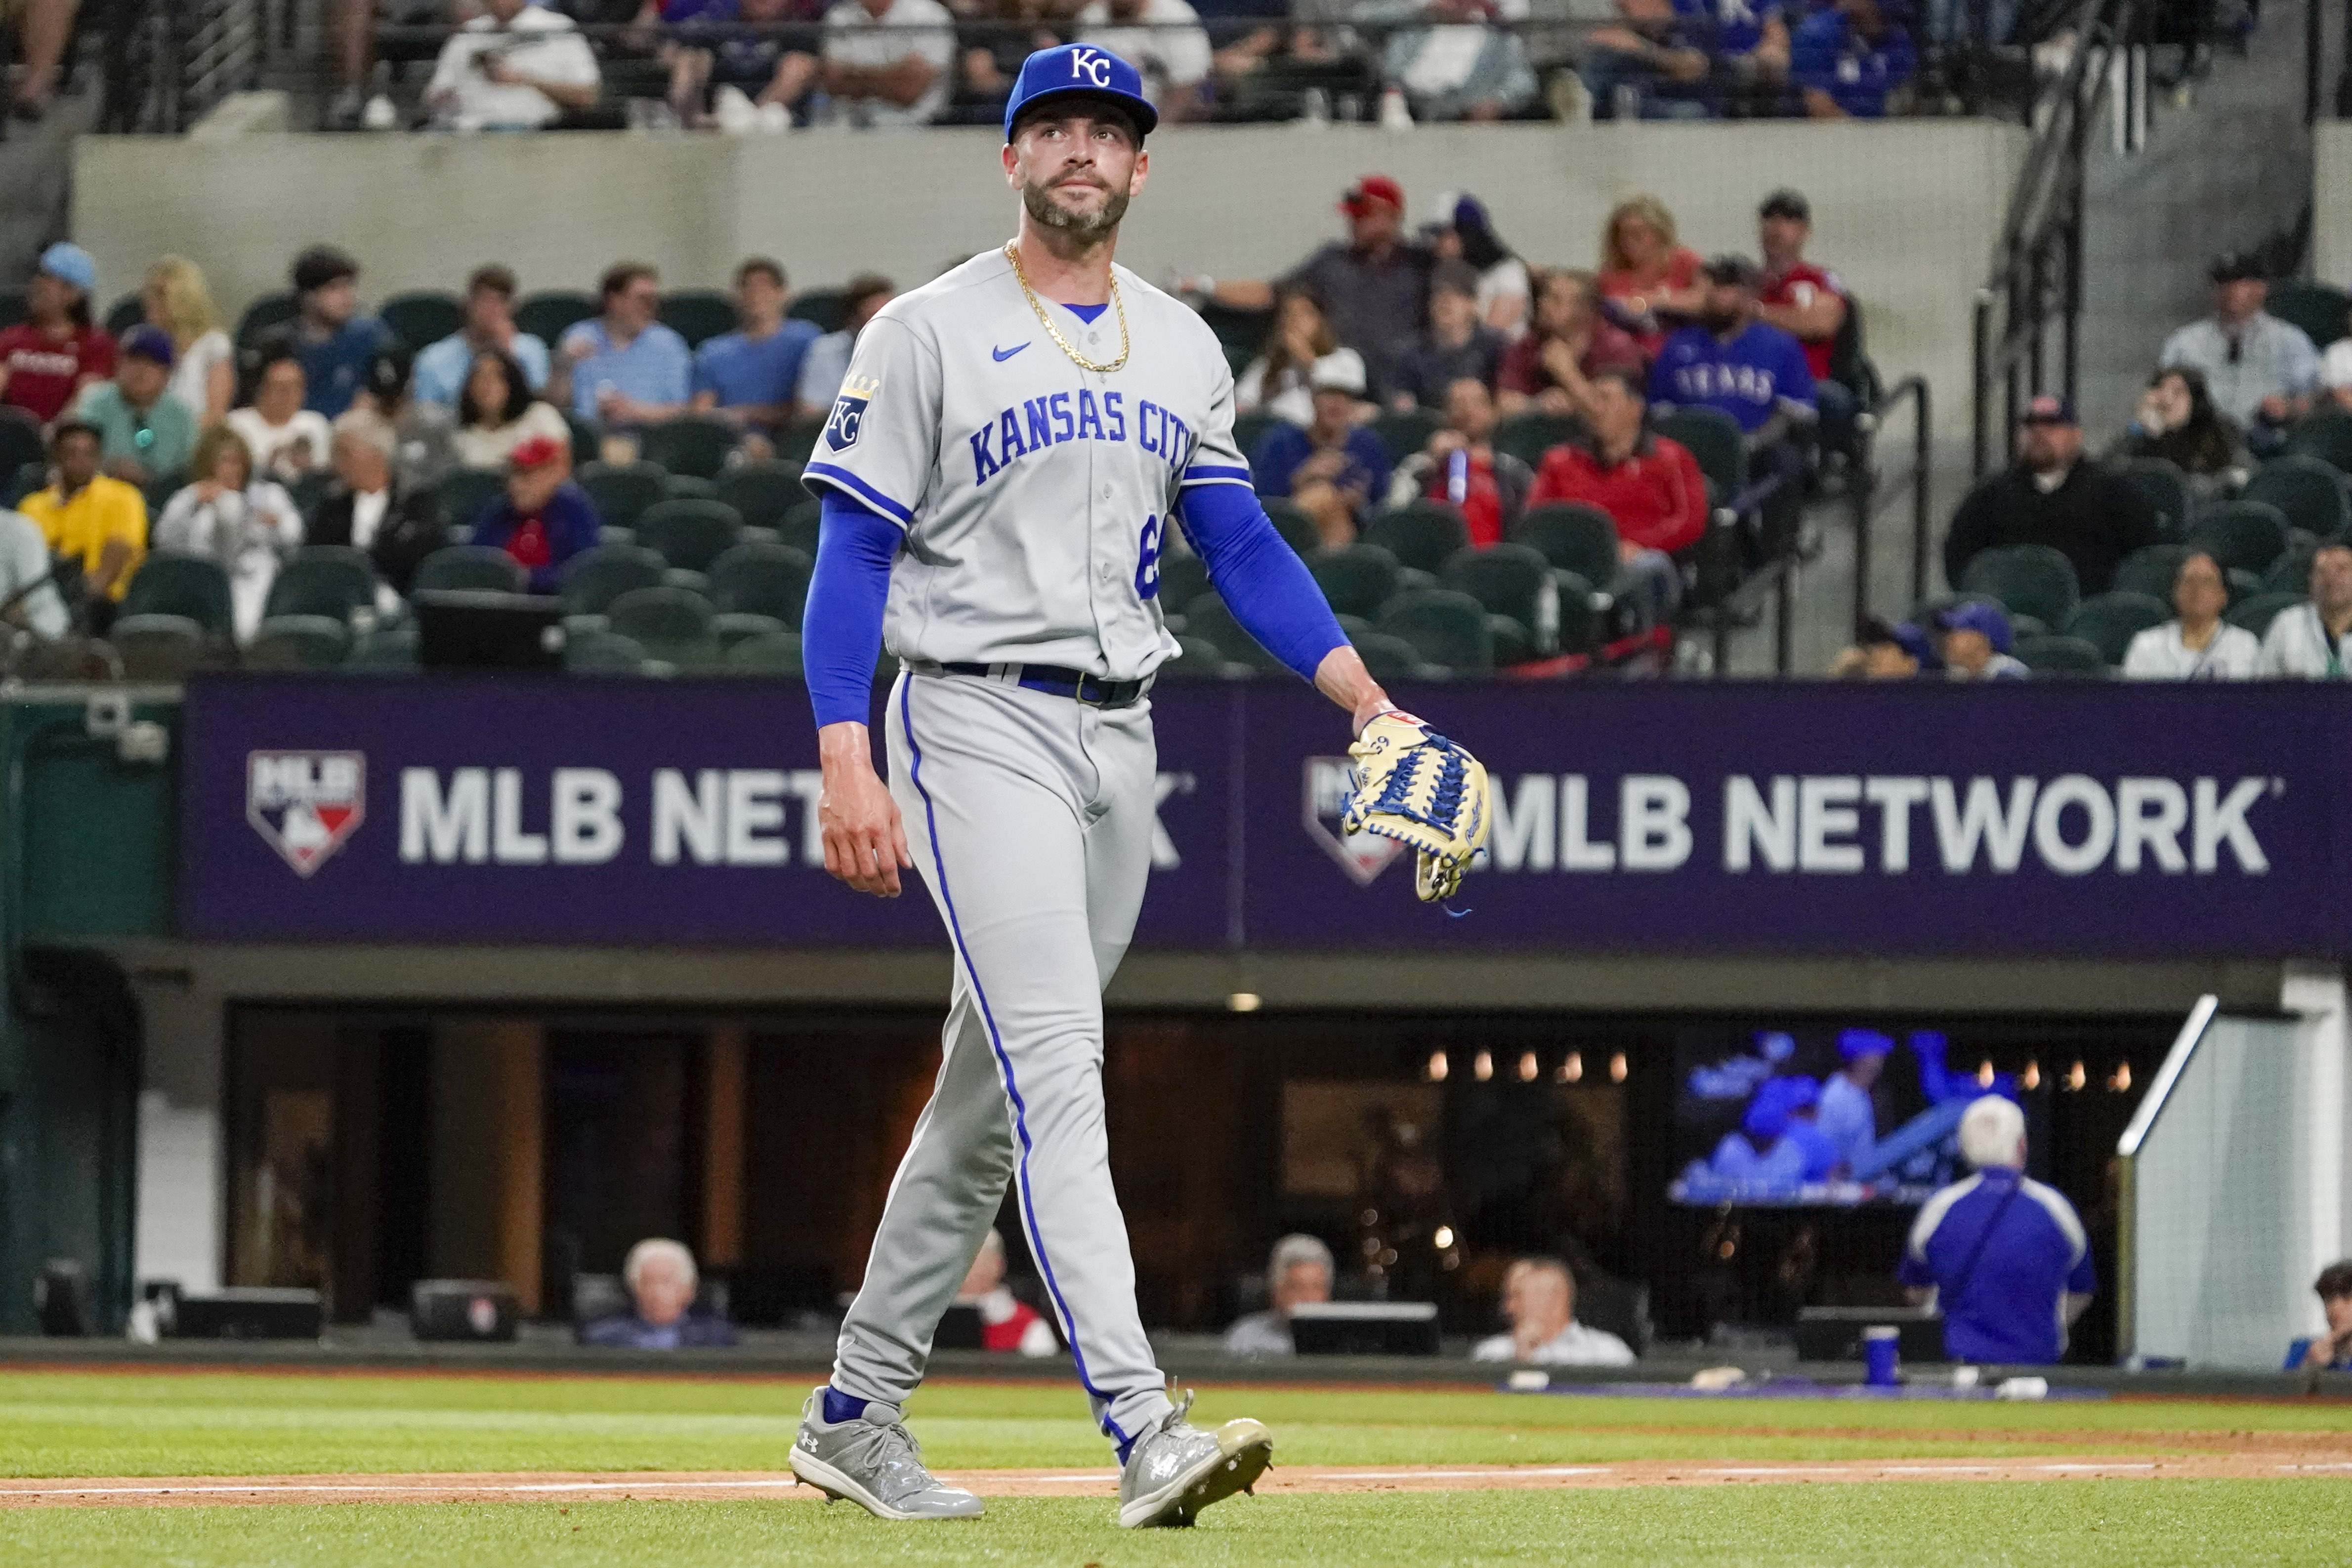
[1135,513,1162,600]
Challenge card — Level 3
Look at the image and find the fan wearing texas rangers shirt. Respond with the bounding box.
[785,43,1450,1529]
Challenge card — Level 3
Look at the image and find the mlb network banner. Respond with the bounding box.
[183,675,2352,958]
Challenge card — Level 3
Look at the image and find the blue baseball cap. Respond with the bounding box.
[1934,598,2014,654]
[1003,44,1158,142]
[37,242,95,295]
[1839,1028,1895,1063]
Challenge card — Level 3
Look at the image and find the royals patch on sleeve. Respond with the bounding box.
[825,375,879,453]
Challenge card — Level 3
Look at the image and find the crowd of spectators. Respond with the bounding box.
[324,0,1960,133]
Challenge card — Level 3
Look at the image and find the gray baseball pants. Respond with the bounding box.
[828,667,1175,1452]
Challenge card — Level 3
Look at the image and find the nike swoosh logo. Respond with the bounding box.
[992,343,1028,362]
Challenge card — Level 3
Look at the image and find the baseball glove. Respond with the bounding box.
[1342,710,1492,903]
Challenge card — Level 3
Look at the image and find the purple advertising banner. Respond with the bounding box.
[184,675,2352,958]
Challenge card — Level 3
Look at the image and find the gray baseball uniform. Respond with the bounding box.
[807,248,1249,1451]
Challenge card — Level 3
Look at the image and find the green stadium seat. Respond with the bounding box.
[235,292,297,347]
[2262,544,2316,596]
[2285,414,2352,474]
[774,497,822,557]
[1154,634,1238,681]
[640,414,742,481]
[2185,499,2290,573]
[772,420,825,466]
[1183,593,1283,673]
[413,544,526,595]
[1379,587,1494,674]
[1492,411,1582,469]
[558,542,667,614]
[1352,630,1432,682]
[564,628,648,674]
[2114,457,2196,538]
[1515,502,1620,589]
[789,289,845,334]
[723,629,804,675]
[708,540,813,627]
[263,546,377,622]
[514,291,597,346]
[120,553,234,637]
[576,461,670,532]
[243,614,353,669]
[566,413,601,465]
[1233,412,1280,468]
[2226,590,2303,637]
[104,293,145,337]
[2240,456,2350,541]
[606,585,719,668]
[379,291,465,351]
[634,497,745,573]
[434,467,508,534]
[1155,549,1213,616]
[2064,592,2171,666]
[1360,500,1468,575]
[110,614,211,681]
[1442,543,1554,661]
[0,409,45,494]
[1958,544,2080,629]
[1654,408,1745,501]
[714,460,808,531]
[660,289,739,350]
[664,475,718,502]
[714,612,790,648]
[1372,408,1439,463]
[2012,634,2107,675]
[1309,542,1401,621]
[2110,543,2188,603]
[2268,280,2351,352]
[348,627,420,671]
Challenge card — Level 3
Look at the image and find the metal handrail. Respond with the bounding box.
[1851,374,1932,624]
[2113,991,2219,1362]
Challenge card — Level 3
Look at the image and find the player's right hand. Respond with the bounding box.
[817,724,913,897]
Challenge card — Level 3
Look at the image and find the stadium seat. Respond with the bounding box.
[2262,544,2315,596]
[1654,408,1745,501]
[1442,543,1554,661]
[660,289,738,350]
[576,461,670,533]
[773,497,822,557]
[0,409,44,493]
[2185,499,2290,573]
[640,414,741,481]
[1155,634,1238,680]
[12,637,120,682]
[413,544,527,595]
[379,291,465,351]
[0,289,20,330]
[2114,457,2196,538]
[1361,500,1469,575]
[665,475,718,502]
[263,546,377,622]
[515,290,597,345]
[714,612,790,649]
[244,614,353,669]
[2111,543,2188,603]
[1492,411,1581,470]
[2267,280,2351,354]
[772,420,825,466]
[120,552,234,637]
[2012,634,2107,675]
[348,627,420,671]
[1184,593,1283,673]
[1379,587,1494,673]
[606,585,720,668]
[714,461,808,531]
[1516,502,1620,589]
[2285,413,2352,473]
[104,293,144,336]
[2226,590,2302,637]
[564,628,648,674]
[110,614,211,681]
[1309,543,1401,621]
[1155,549,1213,616]
[566,413,601,465]
[1352,630,1430,681]
[2064,592,2171,666]
[435,467,508,534]
[1232,411,1279,464]
[634,498,746,573]
[1259,496,1320,556]
[1958,544,2080,630]
[558,543,668,614]
[2240,456,2350,541]
[723,629,804,674]
[789,289,845,334]
[708,539,813,627]
[235,292,297,347]
[1372,408,1439,462]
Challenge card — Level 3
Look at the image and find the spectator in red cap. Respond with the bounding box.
[471,433,601,592]
[1943,395,2159,598]
[1497,268,1645,419]
[1527,367,1704,628]
[1181,174,1436,359]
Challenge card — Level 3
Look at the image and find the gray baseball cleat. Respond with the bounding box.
[788,1387,984,1520]
[1116,1391,1274,1528]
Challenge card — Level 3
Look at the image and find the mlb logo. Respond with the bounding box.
[825,375,880,453]
[247,750,366,877]
[1301,757,1402,886]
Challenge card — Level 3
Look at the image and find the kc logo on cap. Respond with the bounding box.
[1003,43,1160,140]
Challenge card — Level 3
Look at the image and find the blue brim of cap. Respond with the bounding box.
[1005,85,1158,141]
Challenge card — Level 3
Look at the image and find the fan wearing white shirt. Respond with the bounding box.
[2258,542,2352,678]
[153,426,304,643]
[1470,1256,1634,1366]
[226,354,334,485]
[425,0,602,132]
[2121,549,2261,680]
[1076,0,1213,121]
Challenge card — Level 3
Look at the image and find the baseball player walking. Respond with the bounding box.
[788,43,1489,1528]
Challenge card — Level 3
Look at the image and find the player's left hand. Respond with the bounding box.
[1342,711,1491,903]
[817,724,913,897]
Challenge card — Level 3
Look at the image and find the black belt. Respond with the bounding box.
[938,661,1149,708]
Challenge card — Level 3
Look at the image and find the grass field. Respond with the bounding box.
[2,1368,2348,1565]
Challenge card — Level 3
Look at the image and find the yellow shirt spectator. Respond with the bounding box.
[20,473,147,600]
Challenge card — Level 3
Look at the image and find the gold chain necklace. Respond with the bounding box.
[1003,240,1130,374]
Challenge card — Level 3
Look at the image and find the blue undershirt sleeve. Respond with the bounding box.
[803,491,902,729]
[1174,482,1348,684]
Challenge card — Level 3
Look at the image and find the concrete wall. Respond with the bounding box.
[2313,123,2352,287]
[74,122,2022,434]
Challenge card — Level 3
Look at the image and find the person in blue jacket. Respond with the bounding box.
[470,433,601,592]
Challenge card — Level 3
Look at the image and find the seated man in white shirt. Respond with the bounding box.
[1221,1234,1334,1356]
[1471,1256,1635,1366]
[1076,0,1213,122]
[2259,541,2352,679]
[425,0,602,132]
[2122,549,2261,680]
[765,0,953,126]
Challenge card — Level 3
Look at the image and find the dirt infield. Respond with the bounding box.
[5,1454,2350,1509]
